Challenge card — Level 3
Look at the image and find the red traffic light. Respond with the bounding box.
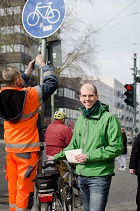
[124,84,134,107]
[124,84,133,91]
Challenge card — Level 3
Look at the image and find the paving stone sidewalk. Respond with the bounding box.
[106,146,137,211]
[0,143,137,211]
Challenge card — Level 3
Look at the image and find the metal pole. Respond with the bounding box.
[51,94,54,122]
[132,53,137,138]
[38,38,47,172]
[36,38,47,211]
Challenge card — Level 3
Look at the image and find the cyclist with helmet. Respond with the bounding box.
[44,111,73,156]
[44,111,73,178]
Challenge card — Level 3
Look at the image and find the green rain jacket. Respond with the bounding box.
[54,104,124,177]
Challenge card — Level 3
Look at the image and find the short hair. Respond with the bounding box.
[80,83,98,95]
[121,127,125,132]
[2,67,20,84]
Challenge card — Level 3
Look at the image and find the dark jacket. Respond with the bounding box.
[129,133,140,175]
[122,132,127,154]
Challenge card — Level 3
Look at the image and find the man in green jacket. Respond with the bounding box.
[48,83,123,211]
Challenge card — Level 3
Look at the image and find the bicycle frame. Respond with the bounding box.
[33,2,54,20]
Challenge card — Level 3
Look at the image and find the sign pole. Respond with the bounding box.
[38,37,47,170]
[22,1,66,209]
[132,53,137,138]
[36,38,47,211]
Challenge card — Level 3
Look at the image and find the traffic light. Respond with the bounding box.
[124,84,134,107]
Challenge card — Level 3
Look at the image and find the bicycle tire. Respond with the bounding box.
[73,187,83,210]
[27,12,39,26]
[45,193,67,211]
[62,185,72,211]
[36,194,63,211]
[47,9,60,24]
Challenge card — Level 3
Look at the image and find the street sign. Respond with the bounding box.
[136,77,140,83]
[48,40,62,68]
[22,0,66,38]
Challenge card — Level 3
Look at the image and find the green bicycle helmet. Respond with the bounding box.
[54,111,66,120]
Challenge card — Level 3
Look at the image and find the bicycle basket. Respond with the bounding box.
[34,170,61,194]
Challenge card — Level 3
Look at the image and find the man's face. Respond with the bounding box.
[16,74,25,87]
[80,86,99,110]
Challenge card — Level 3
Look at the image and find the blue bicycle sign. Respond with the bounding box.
[22,0,65,38]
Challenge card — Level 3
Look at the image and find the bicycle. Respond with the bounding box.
[34,160,83,211]
[27,2,60,26]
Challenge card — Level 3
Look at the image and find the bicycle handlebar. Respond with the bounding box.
[42,160,60,169]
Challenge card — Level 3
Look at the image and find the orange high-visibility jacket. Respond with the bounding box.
[0,67,58,153]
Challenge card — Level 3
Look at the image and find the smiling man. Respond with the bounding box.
[48,83,123,211]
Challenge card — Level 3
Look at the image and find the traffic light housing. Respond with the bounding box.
[124,84,134,107]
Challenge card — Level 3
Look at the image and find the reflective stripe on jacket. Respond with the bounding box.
[0,66,58,153]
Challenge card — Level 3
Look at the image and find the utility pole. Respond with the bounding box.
[131,53,137,138]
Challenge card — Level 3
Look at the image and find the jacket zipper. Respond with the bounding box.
[80,118,88,175]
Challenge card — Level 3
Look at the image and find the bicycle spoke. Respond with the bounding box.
[52,195,64,211]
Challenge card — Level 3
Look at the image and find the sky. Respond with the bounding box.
[75,0,140,99]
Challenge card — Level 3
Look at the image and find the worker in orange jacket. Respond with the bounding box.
[0,54,58,211]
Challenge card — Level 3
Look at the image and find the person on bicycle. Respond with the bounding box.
[44,111,73,178]
[48,83,123,211]
[0,54,58,211]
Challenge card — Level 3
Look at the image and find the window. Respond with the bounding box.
[69,109,73,118]
[14,44,20,52]
[21,64,25,72]
[7,26,14,34]
[69,90,73,99]
[14,25,20,33]
[0,8,6,16]
[0,6,20,16]
[0,46,6,53]
[6,7,14,15]
[25,46,29,54]
[75,92,79,100]
[58,88,63,96]
[14,63,20,70]
[21,27,25,34]
[7,45,14,52]
[64,88,69,98]
[14,6,20,15]
[21,45,24,53]
[1,27,6,34]
[58,108,64,112]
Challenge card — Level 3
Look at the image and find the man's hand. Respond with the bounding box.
[25,59,35,75]
[47,155,54,160]
[129,169,135,175]
[36,54,46,67]
[75,153,87,163]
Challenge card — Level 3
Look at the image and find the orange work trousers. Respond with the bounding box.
[6,151,39,211]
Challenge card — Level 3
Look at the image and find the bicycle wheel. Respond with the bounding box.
[47,9,60,24]
[73,187,83,210]
[36,193,63,211]
[62,185,73,211]
[27,12,39,26]
[51,193,66,211]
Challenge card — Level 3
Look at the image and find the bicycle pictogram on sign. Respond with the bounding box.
[22,0,65,38]
[27,2,60,26]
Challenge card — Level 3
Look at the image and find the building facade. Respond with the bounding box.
[0,1,139,139]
